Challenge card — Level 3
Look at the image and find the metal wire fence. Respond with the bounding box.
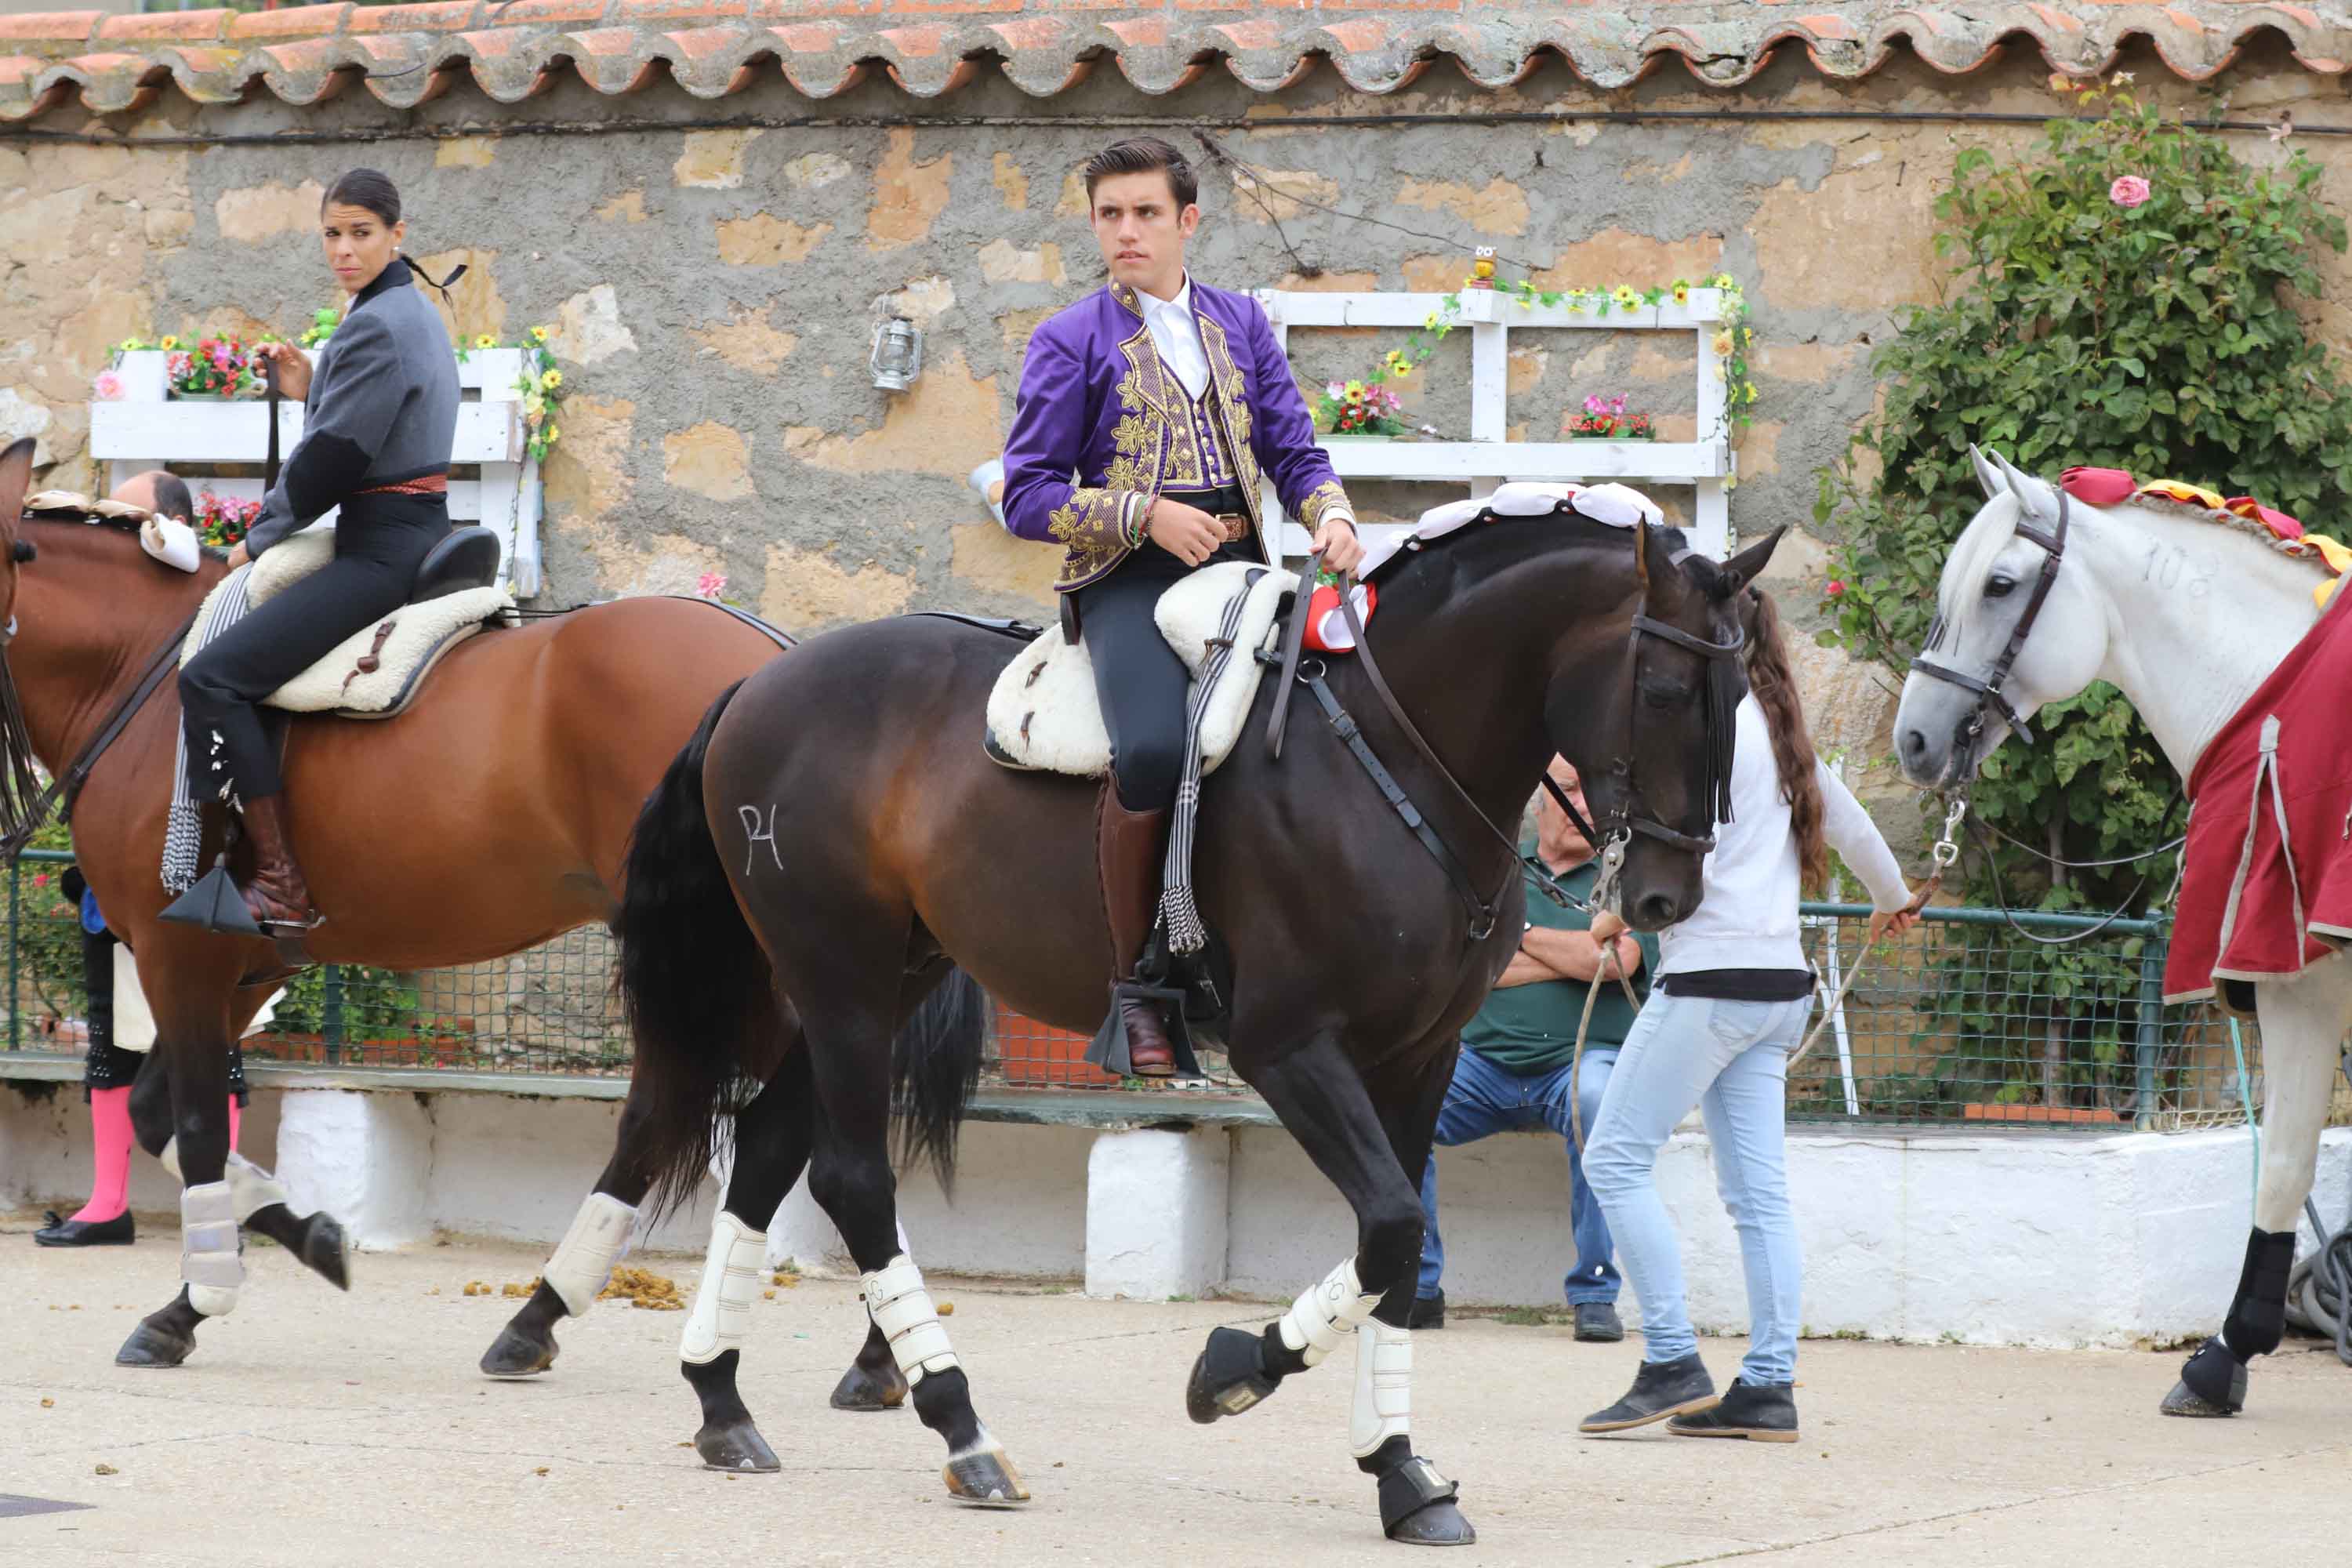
[7,847,2347,1131]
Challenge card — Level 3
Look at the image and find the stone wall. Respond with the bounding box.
[5,38,2349,808]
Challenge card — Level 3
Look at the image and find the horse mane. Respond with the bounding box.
[2120,492,2338,578]
[1937,492,2024,650]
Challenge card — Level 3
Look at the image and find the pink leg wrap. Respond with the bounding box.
[70,1087,135,1224]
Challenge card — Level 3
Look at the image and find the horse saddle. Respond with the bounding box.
[183,525,513,720]
[985,560,1295,778]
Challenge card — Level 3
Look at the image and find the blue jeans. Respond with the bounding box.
[1582,992,1810,1385]
[1415,1044,1620,1305]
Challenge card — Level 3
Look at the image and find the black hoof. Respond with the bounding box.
[296,1213,352,1291]
[2163,1337,2247,1417]
[695,1418,781,1472]
[829,1359,908,1411]
[1186,1324,1279,1425]
[943,1445,1029,1507]
[1378,1456,1472,1545]
[1388,1498,1477,1547]
[480,1323,558,1380]
[116,1319,196,1369]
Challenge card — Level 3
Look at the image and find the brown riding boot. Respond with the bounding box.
[237,793,322,932]
[1096,789,1177,1076]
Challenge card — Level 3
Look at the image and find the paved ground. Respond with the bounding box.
[3,1221,2348,1566]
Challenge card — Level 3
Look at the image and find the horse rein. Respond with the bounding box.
[1263,522,1744,941]
[0,360,285,858]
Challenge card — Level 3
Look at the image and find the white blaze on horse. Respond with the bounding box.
[1897,447,2350,1417]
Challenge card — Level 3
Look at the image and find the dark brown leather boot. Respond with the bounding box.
[1096,787,1176,1076]
[238,793,323,932]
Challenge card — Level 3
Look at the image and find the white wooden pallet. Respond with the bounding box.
[1256,286,1736,561]
[89,347,545,597]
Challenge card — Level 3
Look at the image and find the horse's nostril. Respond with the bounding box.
[1636,893,1678,929]
[1900,728,1928,760]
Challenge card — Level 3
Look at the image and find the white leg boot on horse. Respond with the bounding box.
[2165,968,2352,1415]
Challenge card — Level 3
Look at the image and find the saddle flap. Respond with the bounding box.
[985,562,1297,779]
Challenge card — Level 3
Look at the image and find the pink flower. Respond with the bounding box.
[31,873,48,887]
[695,572,728,601]
[93,370,124,401]
[2109,176,2151,209]
[1827,579,1846,597]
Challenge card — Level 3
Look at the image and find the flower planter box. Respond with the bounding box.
[1961,1102,2123,1125]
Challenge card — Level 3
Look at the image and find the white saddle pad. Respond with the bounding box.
[986,560,1296,778]
[183,528,514,719]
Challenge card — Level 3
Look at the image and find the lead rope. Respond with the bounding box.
[1788,797,1962,1072]
[1566,939,1644,1155]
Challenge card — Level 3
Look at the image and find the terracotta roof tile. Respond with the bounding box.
[4,2,2350,122]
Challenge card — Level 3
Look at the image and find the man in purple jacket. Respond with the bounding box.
[1001,136,1364,1074]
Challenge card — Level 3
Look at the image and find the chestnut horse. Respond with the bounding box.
[611,510,1778,1542]
[0,439,797,1367]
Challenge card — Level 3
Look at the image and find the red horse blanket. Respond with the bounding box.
[2165,586,2352,1003]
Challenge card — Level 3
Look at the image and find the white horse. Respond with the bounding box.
[1896,447,2349,1417]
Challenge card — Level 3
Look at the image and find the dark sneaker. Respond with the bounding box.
[34,1209,134,1247]
[1579,1352,1715,1434]
[1406,1291,1446,1330]
[1573,1302,1624,1343]
[1668,1377,1798,1443]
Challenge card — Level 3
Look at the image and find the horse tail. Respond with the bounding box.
[891,967,991,1197]
[615,679,769,1220]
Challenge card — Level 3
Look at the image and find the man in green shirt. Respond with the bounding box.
[1411,758,1660,1341]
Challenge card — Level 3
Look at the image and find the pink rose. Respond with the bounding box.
[695,572,728,601]
[2109,176,2151,209]
[93,370,124,401]
[1827,579,1846,597]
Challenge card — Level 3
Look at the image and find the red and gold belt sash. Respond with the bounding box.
[355,474,449,498]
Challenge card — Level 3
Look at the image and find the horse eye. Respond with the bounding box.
[1985,575,2017,599]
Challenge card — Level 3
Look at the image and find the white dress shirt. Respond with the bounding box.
[1136,277,1210,401]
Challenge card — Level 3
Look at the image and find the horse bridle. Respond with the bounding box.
[1266,525,1745,935]
[1908,489,2070,748]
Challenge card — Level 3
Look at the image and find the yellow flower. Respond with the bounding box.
[1423,313,1439,330]
[160,336,180,351]
[1743,382,1759,404]
[1671,281,1690,304]
[543,426,560,446]
[540,368,562,390]
[524,394,545,418]
[1390,361,1412,381]
[476,334,497,350]
[1345,380,1365,399]
[1712,331,1734,356]
[529,325,550,343]
[1711,272,1736,289]
[1612,285,1639,307]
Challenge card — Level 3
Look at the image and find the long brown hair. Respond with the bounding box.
[1744,588,1830,893]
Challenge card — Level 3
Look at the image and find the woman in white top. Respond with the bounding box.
[1578,587,1921,1443]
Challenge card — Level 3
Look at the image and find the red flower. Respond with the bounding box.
[1827,579,1846,597]
[31,873,49,887]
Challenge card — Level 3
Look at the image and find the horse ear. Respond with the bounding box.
[1715,525,1786,599]
[1969,445,2007,502]
[0,438,34,555]
[1990,450,2059,520]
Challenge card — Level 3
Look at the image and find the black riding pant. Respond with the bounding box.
[180,494,448,804]
[1073,540,1254,813]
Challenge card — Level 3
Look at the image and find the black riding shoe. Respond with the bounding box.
[34,1209,133,1247]
[1573,1302,1624,1342]
[1406,1290,1446,1330]
[1580,1352,1716,1434]
[1668,1378,1798,1443]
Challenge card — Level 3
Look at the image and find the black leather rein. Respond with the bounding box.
[1907,490,2070,746]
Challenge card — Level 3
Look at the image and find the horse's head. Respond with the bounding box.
[0,438,36,637]
[1896,447,2105,789]
[1555,521,1783,930]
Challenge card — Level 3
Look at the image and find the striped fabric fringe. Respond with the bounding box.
[1160,573,1258,956]
[162,565,256,893]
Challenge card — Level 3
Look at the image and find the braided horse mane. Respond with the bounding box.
[2125,490,2343,581]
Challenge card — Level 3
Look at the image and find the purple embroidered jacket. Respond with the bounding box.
[1002,278,1354,592]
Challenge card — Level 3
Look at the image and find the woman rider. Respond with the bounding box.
[174,169,459,932]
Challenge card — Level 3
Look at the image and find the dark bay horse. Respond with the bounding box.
[611,511,1779,1542]
[0,440,797,1368]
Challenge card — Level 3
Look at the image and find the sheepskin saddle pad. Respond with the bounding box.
[182,528,514,720]
[985,560,1294,778]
